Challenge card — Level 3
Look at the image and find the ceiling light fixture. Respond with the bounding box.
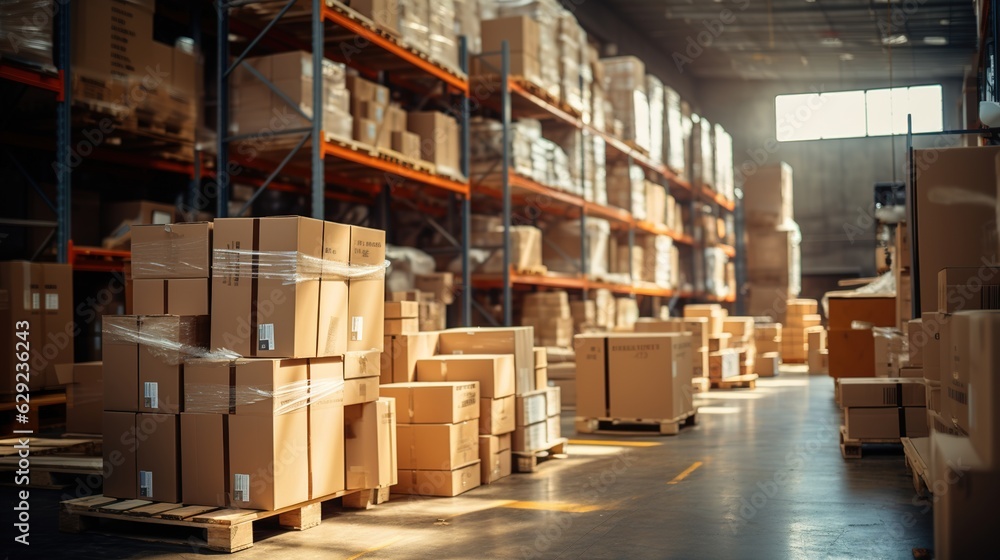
[882,34,908,46]
[821,37,843,47]
[940,19,950,26]
[840,53,854,61]
[924,36,948,45]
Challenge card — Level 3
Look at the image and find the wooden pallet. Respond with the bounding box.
[0,436,101,457]
[575,409,698,436]
[902,437,932,497]
[710,374,758,390]
[515,264,549,276]
[0,455,102,489]
[692,377,710,393]
[512,437,568,473]
[839,426,902,459]
[60,487,390,553]
[377,147,435,174]
[0,391,67,435]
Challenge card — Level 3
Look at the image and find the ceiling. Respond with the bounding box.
[597,0,979,82]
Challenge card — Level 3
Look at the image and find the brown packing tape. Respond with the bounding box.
[250,219,261,357]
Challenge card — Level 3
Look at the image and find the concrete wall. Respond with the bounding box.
[697,78,964,278]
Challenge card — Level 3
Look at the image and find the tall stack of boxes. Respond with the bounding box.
[754,323,782,377]
[414,272,454,331]
[722,317,755,376]
[826,294,895,378]
[743,164,800,317]
[781,299,820,364]
[520,291,574,348]
[381,382,481,496]
[806,327,828,374]
[602,57,650,153]
[683,304,738,382]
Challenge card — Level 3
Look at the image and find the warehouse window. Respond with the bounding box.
[775,85,943,141]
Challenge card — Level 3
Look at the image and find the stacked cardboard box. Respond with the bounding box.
[408,111,461,176]
[398,0,429,52]
[634,317,709,379]
[132,223,212,316]
[589,289,616,331]
[428,0,459,69]
[690,114,714,190]
[615,298,639,331]
[346,74,408,154]
[0,261,74,392]
[543,219,610,277]
[381,331,440,385]
[472,225,544,274]
[233,52,351,143]
[494,0,562,99]
[872,327,907,377]
[781,299,819,363]
[723,317,755,376]
[826,294,895,378]
[756,352,780,377]
[754,323,782,356]
[743,164,799,317]
[602,57,650,153]
[806,327,828,374]
[414,354,515,485]
[713,124,735,202]
[385,301,420,336]
[53,362,104,434]
[840,378,928,440]
[477,16,542,91]
[645,75,665,164]
[570,300,597,334]
[574,332,694,422]
[663,86,687,178]
[520,292,574,347]
[414,272,454,331]
[557,11,586,112]
[607,163,646,219]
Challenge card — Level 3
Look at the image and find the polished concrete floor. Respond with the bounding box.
[1,369,932,559]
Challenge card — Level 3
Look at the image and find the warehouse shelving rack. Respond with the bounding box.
[466,42,736,327]
[215,0,474,324]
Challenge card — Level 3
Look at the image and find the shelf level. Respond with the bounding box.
[0,63,63,98]
[470,271,706,299]
[69,244,129,273]
[701,186,735,211]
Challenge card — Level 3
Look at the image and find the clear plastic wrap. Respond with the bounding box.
[399,0,430,51]
[645,75,664,165]
[183,359,346,415]
[103,314,237,363]
[714,124,734,202]
[0,0,55,70]
[602,56,650,151]
[664,86,685,176]
[493,0,561,98]
[385,245,436,293]
[872,326,909,376]
[130,223,212,279]
[453,0,482,54]
[211,249,388,285]
[428,0,459,69]
[821,271,896,318]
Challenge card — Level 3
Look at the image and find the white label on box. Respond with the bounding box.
[45,293,59,310]
[234,474,250,502]
[351,316,363,341]
[258,324,275,351]
[31,292,40,310]
[139,471,153,497]
[144,382,158,409]
[152,211,172,225]
[452,350,463,355]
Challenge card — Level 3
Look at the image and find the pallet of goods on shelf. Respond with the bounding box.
[601,56,650,154]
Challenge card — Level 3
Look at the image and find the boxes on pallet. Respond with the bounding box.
[479,395,516,435]
[480,433,513,484]
[708,333,731,352]
[54,362,104,434]
[844,407,927,439]
[407,111,461,175]
[575,332,693,421]
[472,226,544,274]
[709,349,740,381]
[873,328,907,377]
[380,382,479,424]
[683,304,726,336]
[756,352,780,377]
[602,56,650,152]
[754,323,782,356]
[345,397,398,491]
[437,327,536,393]
[543,219,610,276]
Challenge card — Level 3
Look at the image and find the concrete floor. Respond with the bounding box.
[1,369,932,559]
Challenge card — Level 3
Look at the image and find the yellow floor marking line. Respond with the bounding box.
[667,461,704,485]
[502,501,602,513]
[566,439,661,447]
[346,537,403,560]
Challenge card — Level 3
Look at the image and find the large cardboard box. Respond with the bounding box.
[181,413,228,507]
[634,317,709,349]
[437,327,535,392]
[742,163,793,227]
[407,111,459,174]
[477,16,541,83]
[319,222,350,357]
[827,329,875,378]
[682,304,725,336]
[72,0,154,80]
[345,398,398,490]
[229,410,309,511]
[709,349,740,380]
[396,420,479,470]
[480,434,512,484]
[348,225,386,353]
[130,223,213,279]
[133,278,210,316]
[415,355,515,398]
[393,461,481,497]
[913,146,1000,315]
[839,378,926,408]
[136,413,180,503]
[414,272,455,304]
[380,382,480,424]
[844,407,928,439]
[381,332,440,384]
[937,267,1000,313]
[479,395,515,435]
[952,311,1000,467]
[574,332,693,420]
[756,352,780,377]
[54,362,104,434]
[103,411,138,499]
[920,312,942,384]
[515,389,548,427]
[930,432,1000,560]
[308,358,346,498]
[345,350,380,380]
[827,295,896,330]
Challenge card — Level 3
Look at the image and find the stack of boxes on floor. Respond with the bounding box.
[520,291,574,348]
[389,271,454,333]
[838,378,928,441]
[684,304,739,383]
[806,327,828,374]
[753,323,781,377]
[743,164,801,317]
[722,317,755,376]
[634,316,709,380]
[780,300,820,364]
[103,217,396,509]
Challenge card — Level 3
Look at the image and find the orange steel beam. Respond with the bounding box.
[0,64,63,97]
[323,140,469,197]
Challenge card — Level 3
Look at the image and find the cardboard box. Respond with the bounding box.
[103,411,138,499]
[742,163,793,227]
[407,111,459,173]
[397,420,479,470]
[635,318,709,349]
[513,421,548,452]
[391,130,422,160]
[71,0,154,83]
[437,327,535,392]
[756,352,780,377]
[308,358,346,498]
[839,378,927,408]
[1,262,61,393]
[827,329,875,378]
[385,317,419,335]
[414,272,455,304]
[136,413,180,502]
[348,225,386,352]
[415,354,515,399]
[54,362,104,433]
[708,333,731,352]
[380,382,480,424]
[535,367,548,390]
[534,347,548,369]
[480,435,512,484]
[899,366,923,378]
[930,431,1000,560]
[709,349,740,380]
[477,17,541,82]
[345,350,380,380]
[693,347,709,378]
[907,319,924,366]
[133,278,210,315]
[229,410,310,511]
[546,386,561,417]
[345,398,398,490]
[574,332,693,420]
[344,375,380,406]
[844,407,928,439]
[937,267,1000,313]
[951,311,1000,466]
[479,396,515,435]
[354,118,378,145]
[319,221,350,357]
[393,461,481,497]
[385,301,419,319]
[181,413,228,507]
[516,389,548,426]
[827,295,896,330]
[547,414,561,443]
[183,359,234,414]
[921,312,942,384]
[131,223,212,279]
[381,332,440,384]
